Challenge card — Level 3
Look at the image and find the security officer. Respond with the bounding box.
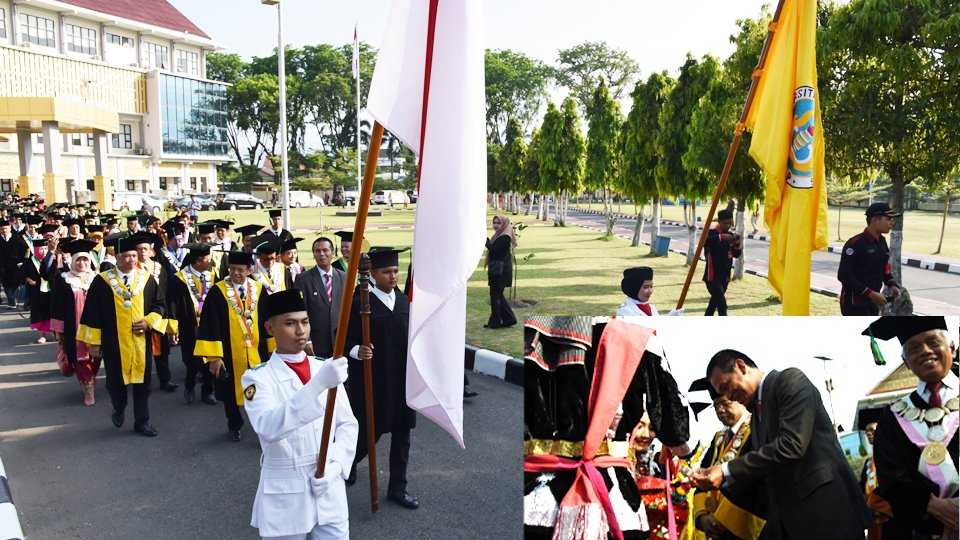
[837,202,902,315]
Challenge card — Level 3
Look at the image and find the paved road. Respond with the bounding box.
[565,207,960,314]
[0,311,521,540]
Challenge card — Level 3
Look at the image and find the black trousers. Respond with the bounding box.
[105,354,153,427]
[487,285,517,328]
[2,284,16,306]
[704,280,729,316]
[353,427,411,495]
[217,382,245,432]
[154,334,171,385]
[181,339,212,394]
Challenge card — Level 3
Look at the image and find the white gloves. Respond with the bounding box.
[310,461,342,498]
[667,308,685,316]
[312,356,348,390]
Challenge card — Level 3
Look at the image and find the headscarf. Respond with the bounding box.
[69,253,94,277]
[486,214,517,267]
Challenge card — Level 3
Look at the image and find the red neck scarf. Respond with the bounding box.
[284,355,311,384]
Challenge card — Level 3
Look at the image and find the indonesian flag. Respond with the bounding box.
[366,0,486,447]
[352,24,359,80]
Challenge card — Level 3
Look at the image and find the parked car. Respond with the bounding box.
[112,191,166,214]
[215,192,266,210]
[372,190,409,205]
[288,190,325,208]
[171,194,217,211]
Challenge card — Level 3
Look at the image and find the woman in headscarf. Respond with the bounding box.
[50,239,100,406]
[484,215,517,329]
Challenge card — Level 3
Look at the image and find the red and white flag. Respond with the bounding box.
[351,23,360,80]
[366,0,486,447]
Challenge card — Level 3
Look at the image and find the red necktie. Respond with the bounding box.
[928,381,943,408]
[636,303,652,316]
[285,355,311,385]
[323,273,333,302]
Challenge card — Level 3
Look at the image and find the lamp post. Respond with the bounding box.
[814,355,838,432]
[262,0,290,231]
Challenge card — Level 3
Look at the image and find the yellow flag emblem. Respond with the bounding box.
[244,384,256,401]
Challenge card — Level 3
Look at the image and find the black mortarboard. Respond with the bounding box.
[37,224,59,235]
[141,215,160,226]
[268,209,283,218]
[254,239,280,255]
[227,251,255,266]
[86,224,105,233]
[162,220,186,235]
[61,239,97,255]
[334,231,353,242]
[621,266,654,298]
[63,218,84,228]
[855,408,885,430]
[0,220,10,227]
[263,289,307,319]
[281,237,302,252]
[687,377,718,420]
[130,231,160,247]
[25,215,44,225]
[182,243,213,266]
[197,222,216,235]
[126,214,139,222]
[235,224,263,237]
[862,316,948,366]
[115,236,138,254]
[209,219,233,229]
[368,247,407,269]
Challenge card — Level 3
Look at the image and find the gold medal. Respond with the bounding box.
[924,407,946,424]
[922,442,947,465]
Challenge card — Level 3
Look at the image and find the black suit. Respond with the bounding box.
[723,368,869,539]
[294,266,345,358]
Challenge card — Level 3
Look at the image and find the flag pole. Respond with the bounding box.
[316,121,384,479]
[357,252,379,512]
[675,0,786,310]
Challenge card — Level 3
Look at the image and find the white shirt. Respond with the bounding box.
[917,371,958,406]
[348,286,396,359]
[616,297,659,317]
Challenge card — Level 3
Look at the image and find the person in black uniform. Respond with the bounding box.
[837,202,902,315]
[167,244,218,406]
[344,247,419,510]
[0,219,26,308]
[259,209,293,244]
[485,215,517,329]
[703,208,742,316]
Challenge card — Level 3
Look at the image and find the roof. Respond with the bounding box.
[59,0,211,39]
[866,363,917,396]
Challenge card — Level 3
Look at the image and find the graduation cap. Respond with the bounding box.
[182,243,213,267]
[368,246,408,269]
[114,235,139,254]
[334,230,353,242]
[281,237,303,253]
[60,239,97,255]
[162,220,186,236]
[268,209,283,218]
[196,222,216,235]
[227,251,255,266]
[254,239,281,255]
[621,266,653,299]
[862,316,948,365]
[103,232,125,249]
[209,219,233,229]
[235,224,263,238]
[855,407,886,430]
[25,215,44,226]
[37,224,59,235]
[687,377,718,420]
[130,231,161,248]
[263,289,307,319]
[125,214,140,222]
[140,215,160,227]
[0,220,10,227]
[63,217,84,228]
[86,224,105,234]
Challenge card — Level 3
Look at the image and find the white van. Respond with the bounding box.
[288,190,324,208]
[372,190,410,205]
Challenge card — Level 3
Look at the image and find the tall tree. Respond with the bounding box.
[228,73,280,169]
[819,0,960,283]
[620,72,675,250]
[485,49,552,143]
[498,119,528,213]
[538,100,586,225]
[523,128,544,218]
[487,143,506,210]
[585,79,624,236]
[555,41,640,111]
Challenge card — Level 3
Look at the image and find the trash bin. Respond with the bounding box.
[654,235,671,256]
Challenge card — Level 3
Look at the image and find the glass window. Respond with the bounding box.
[1,179,11,193]
[111,124,133,149]
[159,178,168,190]
[64,24,97,55]
[0,9,7,39]
[71,134,82,146]
[176,49,200,76]
[86,134,94,147]
[125,180,136,191]
[159,73,229,158]
[142,41,169,70]
[20,13,56,48]
[106,33,134,48]
[86,179,95,191]
[190,177,197,189]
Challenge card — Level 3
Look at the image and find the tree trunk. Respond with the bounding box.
[935,189,951,254]
[631,204,646,247]
[603,186,615,237]
[553,192,561,226]
[539,194,547,221]
[526,193,535,216]
[686,200,698,266]
[733,199,746,280]
[888,174,905,285]
[649,197,662,256]
[836,203,843,242]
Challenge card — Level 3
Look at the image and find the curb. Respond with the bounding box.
[0,457,24,540]
[464,345,522,386]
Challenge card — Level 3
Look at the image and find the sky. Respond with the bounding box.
[630,316,959,449]
[172,0,775,77]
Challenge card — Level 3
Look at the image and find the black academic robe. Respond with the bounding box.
[166,269,216,370]
[194,280,269,405]
[874,391,959,537]
[156,247,187,278]
[49,273,90,366]
[257,229,294,246]
[0,234,26,289]
[485,235,513,289]
[332,258,347,273]
[78,269,165,386]
[21,254,51,325]
[344,288,416,438]
[252,264,293,295]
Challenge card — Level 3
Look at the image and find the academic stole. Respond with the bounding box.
[144,261,164,356]
[178,270,211,326]
[891,396,960,498]
[255,264,285,294]
[704,420,765,539]
[31,254,49,293]
[105,268,149,385]
[219,280,262,406]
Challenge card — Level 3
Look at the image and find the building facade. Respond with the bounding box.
[0,0,230,207]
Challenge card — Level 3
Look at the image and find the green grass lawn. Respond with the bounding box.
[225,207,838,358]
[576,201,958,259]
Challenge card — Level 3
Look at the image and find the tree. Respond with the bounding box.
[621,73,675,250]
[487,143,506,210]
[819,0,960,283]
[484,49,552,143]
[523,128,543,218]
[657,54,721,264]
[228,73,281,169]
[538,98,586,226]
[497,119,528,214]
[554,41,640,111]
[585,79,624,236]
[206,52,246,85]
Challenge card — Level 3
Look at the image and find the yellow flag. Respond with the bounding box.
[745,0,829,315]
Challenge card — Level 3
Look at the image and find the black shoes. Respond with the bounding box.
[160,382,179,392]
[134,423,158,437]
[200,393,217,405]
[464,386,479,399]
[111,410,124,428]
[387,491,420,509]
[184,387,195,404]
[229,430,242,442]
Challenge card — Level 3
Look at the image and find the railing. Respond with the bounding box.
[0,44,147,114]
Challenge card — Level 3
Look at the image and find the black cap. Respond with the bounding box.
[334,231,353,242]
[141,215,160,226]
[37,224,60,235]
[197,222,216,235]
[227,251,255,266]
[717,208,734,221]
[162,221,186,236]
[61,239,98,255]
[183,243,213,266]
[281,237,302,252]
[862,316,948,345]
[264,289,307,319]
[125,214,139,222]
[865,202,902,218]
[115,236,139,254]
[687,377,718,420]
[368,246,408,269]
[235,224,263,237]
[86,224,105,233]
[130,231,160,248]
[63,217,84,228]
[855,408,886,430]
[254,239,280,255]
[209,219,232,229]
[25,215,45,225]
[621,266,653,298]
[268,209,283,218]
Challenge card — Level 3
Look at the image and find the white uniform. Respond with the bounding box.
[616,297,683,317]
[241,354,358,539]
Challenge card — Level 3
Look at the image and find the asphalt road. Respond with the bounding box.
[565,207,960,314]
[0,311,522,540]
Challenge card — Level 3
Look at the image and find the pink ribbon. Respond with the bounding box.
[893,410,959,497]
[662,448,678,540]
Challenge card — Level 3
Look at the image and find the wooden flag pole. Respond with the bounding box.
[675,0,786,310]
[316,121,385,479]
[357,253,379,512]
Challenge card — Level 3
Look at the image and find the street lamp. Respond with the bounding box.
[262,0,291,231]
[814,355,838,432]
